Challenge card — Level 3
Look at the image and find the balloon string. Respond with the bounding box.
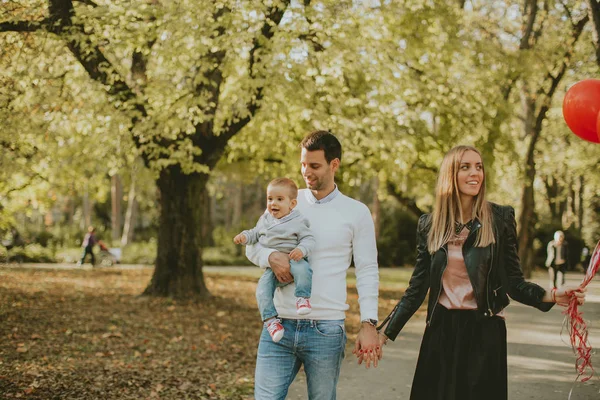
[562,240,600,385]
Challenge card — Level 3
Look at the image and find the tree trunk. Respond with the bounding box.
[121,177,137,247]
[589,0,600,66]
[202,186,214,247]
[232,182,244,257]
[232,182,243,228]
[516,13,588,277]
[82,182,91,230]
[577,176,584,235]
[517,92,537,278]
[111,174,122,243]
[143,166,210,298]
[543,174,563,226]
[518,164,536,278]
[372,177,381,241]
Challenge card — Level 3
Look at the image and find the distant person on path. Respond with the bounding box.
[545,230,569,288]
[581,246,592,273]
[234,177,316,343]
[376,145,586,400]
[77,226,97,267]
[246,131,380,400]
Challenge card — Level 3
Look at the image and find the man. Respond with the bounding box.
[246,131,380,400]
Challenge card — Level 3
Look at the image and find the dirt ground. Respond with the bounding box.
[2,264,599,399]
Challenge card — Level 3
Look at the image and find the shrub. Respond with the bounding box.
[377,202,420,267]
[120,241,157,265]
[7,244,56,263]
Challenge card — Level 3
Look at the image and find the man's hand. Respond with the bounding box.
[289,248,304,261]
[233,233,247,245]
[268,252,293,283]
[352,323,381,368]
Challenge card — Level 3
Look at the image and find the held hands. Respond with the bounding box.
[289,248,304,261]
[233,233,247,245]
[352,323,383,368]
[552,285,586,306]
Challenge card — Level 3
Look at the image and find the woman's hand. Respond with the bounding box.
[551,286,586,306]
[353,323,381,368]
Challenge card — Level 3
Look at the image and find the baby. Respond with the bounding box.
[234,177,315,342]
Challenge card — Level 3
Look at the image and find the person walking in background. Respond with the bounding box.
[546,230,569,288]
[375,145,585,400]
[77,226,97,267]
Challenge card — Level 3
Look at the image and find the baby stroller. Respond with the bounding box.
[97,241,122,267]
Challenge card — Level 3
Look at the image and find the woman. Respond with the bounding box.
[377,146,585,400]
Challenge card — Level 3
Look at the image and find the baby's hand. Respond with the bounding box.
[289,248,304,261]
[233,234,247,245]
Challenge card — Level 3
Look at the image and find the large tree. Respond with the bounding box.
[1,0,296,297]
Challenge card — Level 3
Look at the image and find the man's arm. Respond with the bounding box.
[353,207,379,322]
[246,244,293,283]
[351,205,380,368]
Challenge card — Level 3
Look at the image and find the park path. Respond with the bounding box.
[288,272,600,399]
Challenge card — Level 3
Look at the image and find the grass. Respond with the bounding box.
[0,266,412,399]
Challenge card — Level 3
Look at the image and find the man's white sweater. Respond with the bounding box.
[246,189,379,322]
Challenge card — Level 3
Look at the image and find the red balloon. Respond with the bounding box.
[563,79,600,144]
[597,111,600,142]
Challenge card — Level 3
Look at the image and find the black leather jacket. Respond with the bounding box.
[383,203,553,341]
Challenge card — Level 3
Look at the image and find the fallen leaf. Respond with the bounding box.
[102,332,123,339]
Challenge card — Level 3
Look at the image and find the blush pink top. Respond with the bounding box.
[438,227,478,310]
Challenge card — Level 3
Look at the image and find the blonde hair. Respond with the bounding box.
[427,145,495,253]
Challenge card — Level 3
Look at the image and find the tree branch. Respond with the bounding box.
[74,0,98,7]
[4,173,46,197]
[216,2,290,148]
[588,0,600,66]
[0,19,49,32]
[386,181,424,218]
[299,0,326,52]
[520,0,538,49]
[41,0,150,160]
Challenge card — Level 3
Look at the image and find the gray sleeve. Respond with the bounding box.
[242,214,265,245]
[296,217,316,258]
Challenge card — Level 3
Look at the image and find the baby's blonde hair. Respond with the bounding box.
[268,178,298,199]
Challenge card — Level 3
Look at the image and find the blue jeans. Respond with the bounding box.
[254,318,347,400]
[256,259,313,321]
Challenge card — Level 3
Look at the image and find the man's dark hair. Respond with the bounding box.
[300,130,342,164]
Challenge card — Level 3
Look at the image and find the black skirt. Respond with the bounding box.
[410,304,507,400]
